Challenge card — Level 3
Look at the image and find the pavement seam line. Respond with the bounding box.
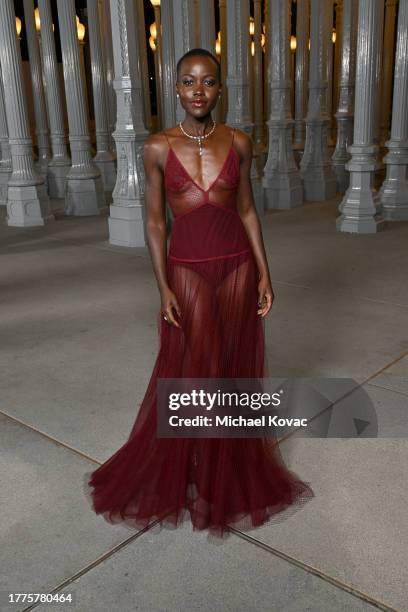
[228,527,400,612]
[3,350,407,465]
[21,525,158,612]
[366,381,408,399]
[3,352,407,612]
[276,350,408,444]
[20,517,397,612]
[364,351,408,383]
[0,409,102,465]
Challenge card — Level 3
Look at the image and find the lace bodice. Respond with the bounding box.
[163,128,251,262]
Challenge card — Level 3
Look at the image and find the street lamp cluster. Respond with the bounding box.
[146,10,337,60]
[16,6,84,42]
[15,7,82,39]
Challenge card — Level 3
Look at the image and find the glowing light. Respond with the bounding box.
[77,20,85,42]
[150,22,157,39]
[215,38,221,56]
[290,35,297,51]
[249,16,254,36]
[15,16,22,37]
[34,7,41,31]
[149,35,156,52]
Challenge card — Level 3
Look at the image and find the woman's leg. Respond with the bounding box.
[169,263,224,377]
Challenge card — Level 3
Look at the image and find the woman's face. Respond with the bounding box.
[176,55,221,117]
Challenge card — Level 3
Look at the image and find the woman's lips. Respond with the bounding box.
[191,100,207,107]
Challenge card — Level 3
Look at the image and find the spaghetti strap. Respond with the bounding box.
[231,127,235,147]
[163,129,171,150]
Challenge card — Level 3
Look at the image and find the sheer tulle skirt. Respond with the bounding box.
[84,251,314,538]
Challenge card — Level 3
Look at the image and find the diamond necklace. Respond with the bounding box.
[178,120,216,156]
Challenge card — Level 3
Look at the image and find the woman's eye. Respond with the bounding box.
[182,80,215,86]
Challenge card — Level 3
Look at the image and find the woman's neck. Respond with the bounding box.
[180,115,215,136]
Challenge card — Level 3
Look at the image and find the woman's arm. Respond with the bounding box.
[143,136,181,327]
[235,130,274,317]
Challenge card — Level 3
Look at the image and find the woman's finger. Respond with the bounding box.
[258,293,272,317]
[257,293,266,314]
[167,306,181,328]
[262,293,273,317]
[173,301,182,318]
[257,293,265,305]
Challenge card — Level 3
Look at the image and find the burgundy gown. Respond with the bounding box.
[84,127,314,537]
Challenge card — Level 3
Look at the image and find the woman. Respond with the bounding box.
[84,48,313,538]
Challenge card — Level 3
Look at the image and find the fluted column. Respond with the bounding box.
[263,0,270,139]
[293,0,310,158]
[332,0,357,192]
[336,0,385,233]
[152,2,164,129]
[160,1,177,129]
[219,0,228,121]
[197,0,222,123]
[225,0,252,133]
[248,17,254,131]
[87,0,116,194]
[98,0,116,151]
[263,0,302,209]
[0,0,52,226]
[135,0,153,131]
[225,0,261,210]
[37,0,71,198]
[172,1,199,125]
[78,39,91,129]
[23,0,51,176]
[56,0,103,215]
[333,0,344,140]
[300,0,337,200]
[161,0,201,128]
[326,3,334,145]
[379,0,408,220]
[197,0,216,55]
[0,67,12,206]
[253,0,263,149]
[379,0,398,144]
[108,0,149,247]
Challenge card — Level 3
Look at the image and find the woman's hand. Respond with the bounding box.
[257,276,274,317]
[160,287,182,328]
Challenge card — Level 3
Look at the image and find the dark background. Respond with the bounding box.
[12,1,341,118]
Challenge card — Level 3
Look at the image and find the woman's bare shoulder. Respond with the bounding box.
[229,126,251,146]
[227,125,252,162]
[142,131,172,172]
[143,131,168,155]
